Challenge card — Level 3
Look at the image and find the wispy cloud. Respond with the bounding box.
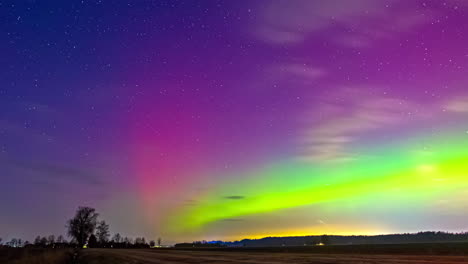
[445,96,468,113]
[224,195,246,200]
[255,0,433,46]
[222,218,245,222]
[300,88,420,162]
[264,63,327,88]
[1,155,104,186]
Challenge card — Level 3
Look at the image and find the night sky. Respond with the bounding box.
[2,0,468,244]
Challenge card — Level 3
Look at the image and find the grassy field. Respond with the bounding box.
[81,248,468,264]
[0,248,74,264]
[172,242,468,255]
[4,244,468,263]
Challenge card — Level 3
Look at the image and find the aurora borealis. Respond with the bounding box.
[2,0,468,244]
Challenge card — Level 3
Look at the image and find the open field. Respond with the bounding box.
[0,248,73,264]
[81,248,468,264]
[172,242,468,255]
[4,244,468,263]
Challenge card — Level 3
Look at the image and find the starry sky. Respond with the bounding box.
[2,0,468,244]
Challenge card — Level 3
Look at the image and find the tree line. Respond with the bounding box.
[196,232,468,247]
[0,206,162,249]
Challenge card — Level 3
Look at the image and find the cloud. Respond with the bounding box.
[224,195,246,200]
[1,155,103,186]
[181,199,197,207]
[255,0,432,45]
[300,88,420,162]
[445,96,468,112]
[262,63,326,88]
[300,89,468,162]
[222,218,245,222]
[256,0,381,44]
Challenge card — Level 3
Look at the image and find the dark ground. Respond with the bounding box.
[171,242,468,255]
[4,244,468,264]
[81,248,468,264]
[0,248,74,264]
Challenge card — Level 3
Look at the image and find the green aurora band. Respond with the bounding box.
[169,129,468,233]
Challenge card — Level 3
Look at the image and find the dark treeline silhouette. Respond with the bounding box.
[0,206,160,249]
[0,235,155,249]
[175,240,226,248]
[0,235,73,249]
[175,232,468,248]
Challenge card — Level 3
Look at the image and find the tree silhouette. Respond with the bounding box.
[34,236,41,246]
[47,235,55,246]
[135,237,146,245]
[67,206,99,247]
[112,233,122,243]
[10,238,18,247]
[69,238,78,246]
[149,240,155,247]
[40,237,48,247]
[0,237,2,245]
[88,234,98,248]
[96,220,110,244]
[157,237,162,246]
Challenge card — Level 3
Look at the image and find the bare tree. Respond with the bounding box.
[10,238,18,247]
[123,237,132,245]
[0,237,2,245]
[96,220,110,243]
[157,237,162,247]
[40,237,48,247]
[47,235,55,245]
[112,233,122,243]
[135,237,142,244]
[67,206,99,247]
[69,237,77,246]
[57,235,64,243]
[34,236,41,246]
[88,234,98,248]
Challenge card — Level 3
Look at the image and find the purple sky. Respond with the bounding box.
[2,0,468,244]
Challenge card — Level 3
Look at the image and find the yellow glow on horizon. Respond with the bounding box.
[214,225,391,241]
